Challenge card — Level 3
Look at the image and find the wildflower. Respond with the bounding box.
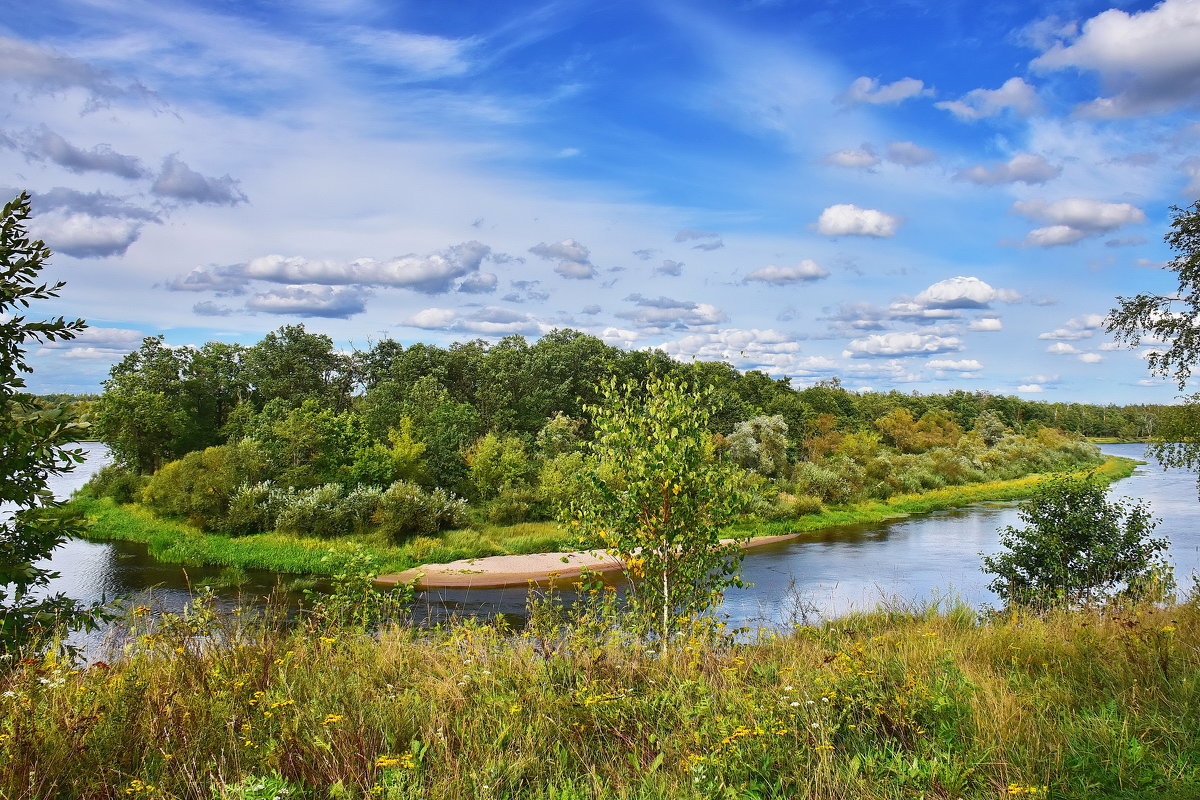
[133,606,151,618]
[321,714,345,726]
[375,756,402,768]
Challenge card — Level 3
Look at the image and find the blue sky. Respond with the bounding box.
[3,0,1199,402]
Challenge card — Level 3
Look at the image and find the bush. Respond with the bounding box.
[486,487,544,525]
[274,484,384,538]
[981,473,1174,609]
[80,463,146,504]
[140,441,265,529]
[373,480,467,542]
[221,481,286,535]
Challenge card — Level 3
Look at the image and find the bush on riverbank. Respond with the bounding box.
[3,589,1198,799]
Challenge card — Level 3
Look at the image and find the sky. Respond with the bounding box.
[3,0,1200,403]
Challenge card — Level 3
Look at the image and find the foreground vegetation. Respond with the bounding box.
[3,589,1198,800]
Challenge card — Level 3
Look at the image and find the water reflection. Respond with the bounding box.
[37,441,1200,638]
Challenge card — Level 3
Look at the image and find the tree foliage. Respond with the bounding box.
[1108,199,1200,475]
[982,474,1172,609]
[568,376,753,639]
[0,192,110,655]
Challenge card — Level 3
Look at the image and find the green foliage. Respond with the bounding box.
[274,484,383,539]
[372,480,467,542]
[569,375,753,639]
[726,414,789,477]
[140,441,267,530]
[80,463,147,504]
[466,431,532,500]
[0,192,113,656]
[982,474,1174,609]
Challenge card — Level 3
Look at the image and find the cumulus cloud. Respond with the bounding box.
[886,141,937,166]
[1015,198,1146,246]
[246,285,370,318]
[1017,384,1044,393]
[913,276,1019,309]
[529,238,596,279]
[969,317,1003,331]
[1045,342,1081,355]
[1079,352,1104,363]
[844,332,962,358]
[1183,157,1200,196]
[656,329,833,377]
[1038,313,1107,340]
[1032,0,1200,117]
[403,305,545,336]
[171,241,494,295]
[37,326,144,360]
[580,304,602,315]
[193,300,236,316]
[744,260,829,285]
[838,76,930,105]
[816,204,900,237]
[7,127,147,179]
[152,155,247,206]
[957,153,1061,185]
[656,259,683,276]
[927,359,983,370]
[501,279,549,303]
[28,187,158,221]
[618,293,726,330]
[27,211,141,258]
[823,144,879,169]
[935,77,1042,121]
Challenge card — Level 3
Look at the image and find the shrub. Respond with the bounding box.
[140,441,266,529]
[80,463,146,504]
[274,484,384,538]
[981,473,1174,609]
[373,480,467,542]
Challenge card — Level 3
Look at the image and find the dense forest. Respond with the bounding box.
[74,324,1148,548]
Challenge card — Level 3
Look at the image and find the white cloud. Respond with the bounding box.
[823,145,879,169]
[529,238,597,280]
[927,358,983,370]
[935,77,1041,121]
[1183,157,1200,196]
[1024,225,1088,247]
[1038,313,1106,340]
[1032,0,1200,117]
[246,285,370,318]
[1046,342,1081,355]
[15,127,147,179]
[914,276,1017,309]
[656,259,683,276]
[0,35,152,106]
[844,332,962,358]
[744,260,829,285]
[1078,352,1104,363]
[598,327,640,348]
[346,28,475,78]
[1017,384,1044,393]
[618,294,726,329]
[403,305,544,335]
[1015,198,1146,247]
[816,204,900,237]
[885,141,937,166]
[28,211,142,258]
[957,153,1061,185]
[152,155,247,206]
[969,317,1003,331]
[838,76,930,105]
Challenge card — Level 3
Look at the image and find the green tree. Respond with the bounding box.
[568,375,752,640]
[1109,199,1200,474]
[726,414,789,477]
[466,431,531,500]
[981,474,1173,609]
[0,192,110,654]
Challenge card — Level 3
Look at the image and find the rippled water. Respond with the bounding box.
[36,442,1200,632]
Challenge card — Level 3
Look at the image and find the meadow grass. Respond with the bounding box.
[71,457,1139,577]
[3,589,1197,799]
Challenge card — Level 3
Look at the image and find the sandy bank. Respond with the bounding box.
[375,533,805,590]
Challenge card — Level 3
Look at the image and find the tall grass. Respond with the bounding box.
[3,588,1197,799]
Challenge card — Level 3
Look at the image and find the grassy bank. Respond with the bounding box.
[4,593,1198,799]
[71,457,1139,577]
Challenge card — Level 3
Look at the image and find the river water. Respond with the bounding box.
[34,442,1200,632]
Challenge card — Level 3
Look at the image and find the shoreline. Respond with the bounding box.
[379,455,1138,590]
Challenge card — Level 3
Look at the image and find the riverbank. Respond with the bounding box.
[70,457,1138,584]
[4,594,1196,799]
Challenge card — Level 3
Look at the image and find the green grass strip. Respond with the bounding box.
[71,456,1138,576]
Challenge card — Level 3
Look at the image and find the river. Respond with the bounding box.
[33,442,1200,633]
